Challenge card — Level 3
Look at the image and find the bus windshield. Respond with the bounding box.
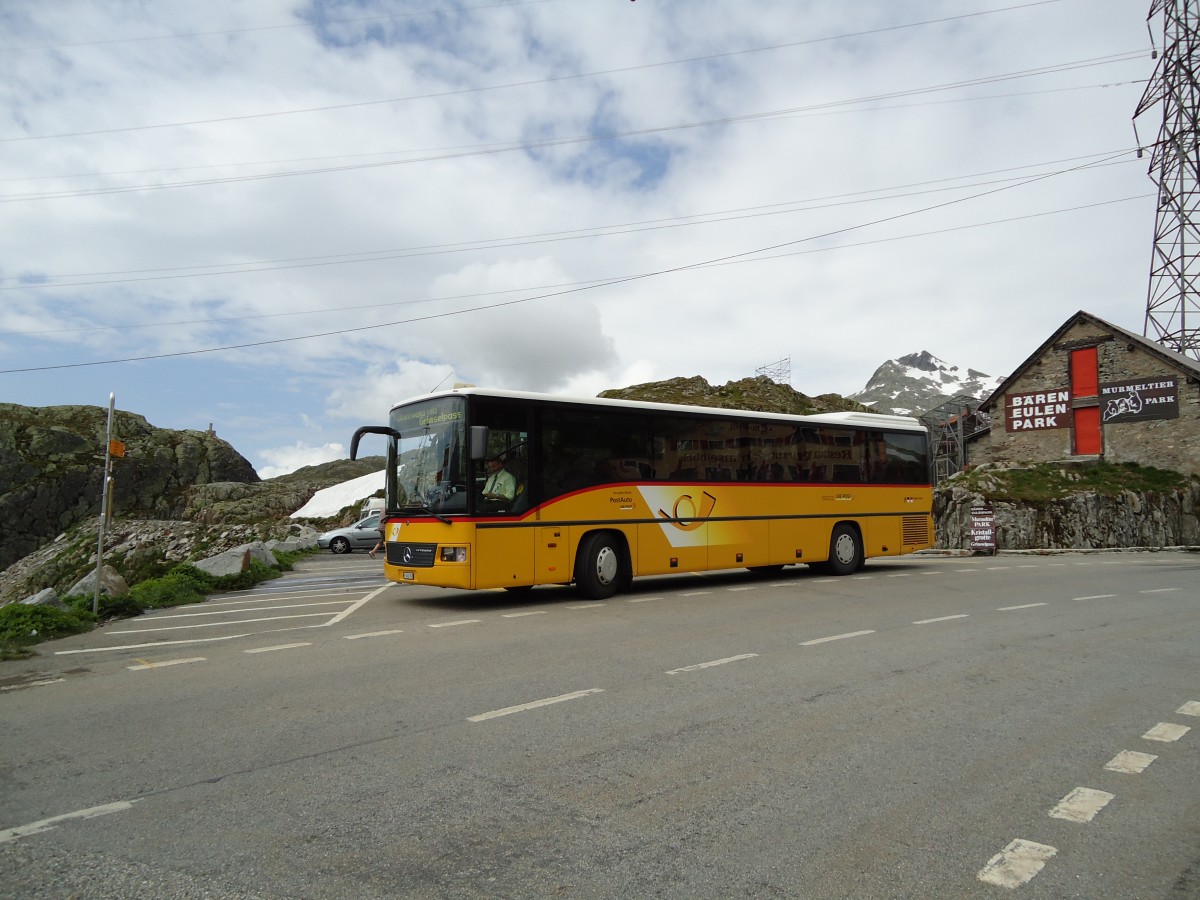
[388,396,468,514]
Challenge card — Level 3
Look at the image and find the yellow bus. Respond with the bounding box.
[351,388,933,599]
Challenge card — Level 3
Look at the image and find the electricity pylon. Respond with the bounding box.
[1134,0,1200,360]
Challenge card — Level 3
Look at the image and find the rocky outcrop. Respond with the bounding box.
[0,403,259,569]
[599,375,869,416]
[935,479,1200,550]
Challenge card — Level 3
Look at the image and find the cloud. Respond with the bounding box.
[255,441,346,480]
[0,1,1159,474]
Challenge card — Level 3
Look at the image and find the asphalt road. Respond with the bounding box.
[2,550,1198,898]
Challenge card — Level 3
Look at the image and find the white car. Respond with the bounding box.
[317,513,382,554]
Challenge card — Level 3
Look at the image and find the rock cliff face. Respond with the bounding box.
[934,470,1200,550]
[0,403,259,569]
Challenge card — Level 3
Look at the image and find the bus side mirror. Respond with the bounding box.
[469,426,489,461]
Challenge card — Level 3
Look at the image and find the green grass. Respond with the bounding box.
[952,461,1191,502]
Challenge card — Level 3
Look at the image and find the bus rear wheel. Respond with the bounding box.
[576,532,624,600]
[822,523,863,576]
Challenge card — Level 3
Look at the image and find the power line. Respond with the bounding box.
[0,148,1134,373]
[0,149,1139,293]
[1,55,1145,204]
[0,193,1151,341]
[0,0,565,53]
[1,1,1075,144]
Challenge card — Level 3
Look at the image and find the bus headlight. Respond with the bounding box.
[440,546,468,562]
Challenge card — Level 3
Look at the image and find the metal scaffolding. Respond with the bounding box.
[919,396,992,485]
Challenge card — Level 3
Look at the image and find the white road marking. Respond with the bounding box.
[800,630,875,646]
[140,600,350,620]
[325,585,387,624]
[681,591,711,597]
[727,586,756,592]
[1139,588,1180,594]
[912,614,969,625]
[502,610,547,618]
[665,653,758,675]
[468,688,604,722]
[1049,787,1114,823]
[1074,594,1115,601]
[1176,701,1200,717]
[428,619,482,628]
[126,657,206,670]
[244,643,310,654]
[627,596,659,602]
[1,678,66,691]
[977,839,1057,888]
[0,800,141,845]
[886,573,912,577]
[1142,722,1190,742]
[344,630,404,639]
[1104,750,1157,774]
[109,612,338,634]
[998,603,1047,611]
[566,603,605,609]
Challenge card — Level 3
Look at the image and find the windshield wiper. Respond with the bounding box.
[397,502,451,524]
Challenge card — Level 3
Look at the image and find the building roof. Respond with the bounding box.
[977,309,1200,412]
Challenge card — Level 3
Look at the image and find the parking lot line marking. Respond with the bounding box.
[468,688,604,722]
[977,839,1057,888]
[1142,722,1190,742]
[1104,750,1157,774]
[428,619,482,628]
[131,600,352,622]
[998,603,1047,611]
[502,610,547,618]
[1176,701,1200,717]
[344,630,404,639]
[126,657,207,670]
[244,643,311,654]
[912,614,969,625]
[110,612,336,634]
[0,800,141,845]
[665,653,758,675]
[800,630,875,646]
[325,585,387,625]
[1049,787,1114,823]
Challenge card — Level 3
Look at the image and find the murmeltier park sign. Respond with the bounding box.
[1005,378,1180,432]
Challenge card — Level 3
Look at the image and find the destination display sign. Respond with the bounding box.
[1005,389,1071,431]
[1100,377,1179,423]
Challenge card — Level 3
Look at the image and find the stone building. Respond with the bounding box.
[968,310,1200,477]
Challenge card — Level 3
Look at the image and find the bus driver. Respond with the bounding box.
[481,456,516,503]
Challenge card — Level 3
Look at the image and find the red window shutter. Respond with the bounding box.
[1071,347,1099,397]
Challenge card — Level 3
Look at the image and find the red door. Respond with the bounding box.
[1070,347,1102,455]
[1073,405,1102,454]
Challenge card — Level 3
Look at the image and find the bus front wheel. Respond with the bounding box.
[576,532,624,599]
[823,523,863,576]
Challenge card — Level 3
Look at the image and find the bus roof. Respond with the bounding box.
[389,387,927,433]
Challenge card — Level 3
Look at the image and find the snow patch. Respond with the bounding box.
[290,470,386,519]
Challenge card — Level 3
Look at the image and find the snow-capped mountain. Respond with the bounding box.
[850,351,1005,416]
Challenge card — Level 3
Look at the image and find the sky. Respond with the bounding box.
[1,0,1162,477]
